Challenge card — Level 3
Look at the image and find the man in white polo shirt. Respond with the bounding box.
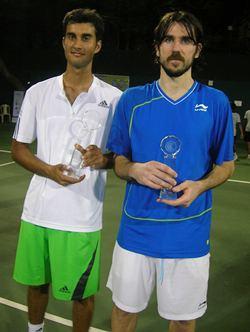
[11,8,121,332]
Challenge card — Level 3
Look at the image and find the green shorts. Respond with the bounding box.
[13,220,101,301]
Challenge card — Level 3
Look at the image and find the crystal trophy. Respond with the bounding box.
[63,110,101,178]
[159,135,181,200]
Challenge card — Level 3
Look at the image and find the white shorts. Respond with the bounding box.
[107,243,210,321]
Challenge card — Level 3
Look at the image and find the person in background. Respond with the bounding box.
[243,108,250,159]
[106,10,234,332]
[11,8,121,332]
[231,101,244,161]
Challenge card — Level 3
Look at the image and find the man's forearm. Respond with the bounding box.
[196,161,235,194]
[113,155,177,190]
[102,152,116,169]
[114,155,134,180]
[164,160,235,208]
[239,124,244,136]
[11,139,52,177]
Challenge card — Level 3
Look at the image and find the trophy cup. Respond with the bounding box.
[63,110,101,178]
[159,135,181,200]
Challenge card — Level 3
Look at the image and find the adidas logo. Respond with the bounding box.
[59,286,70,294]
[98,100,109,108]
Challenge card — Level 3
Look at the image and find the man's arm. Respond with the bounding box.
[238,123,244,139]
[11,139,85,185]
[236,114,244,138]
[243,111,249,131]
[158,160,235,207]
[113,155,177,189]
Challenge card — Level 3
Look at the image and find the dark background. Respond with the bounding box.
[0,0,250,113]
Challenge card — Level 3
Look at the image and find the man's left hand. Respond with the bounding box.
[157,180,203,208]
[76,144,105,169]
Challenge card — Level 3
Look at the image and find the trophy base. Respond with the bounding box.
[159,188,177,200]
[63,149,83,179]
[63,165,83,179]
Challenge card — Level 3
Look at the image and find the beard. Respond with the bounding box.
[159,52,194,78]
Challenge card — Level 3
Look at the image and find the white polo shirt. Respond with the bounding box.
[13,75,122,232]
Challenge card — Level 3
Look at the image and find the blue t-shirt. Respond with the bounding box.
[107,81,234,258]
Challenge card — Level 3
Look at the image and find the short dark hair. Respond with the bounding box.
[62,8,104,41]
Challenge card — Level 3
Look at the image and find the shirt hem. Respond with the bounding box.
[124,206,212,222]
[21,218,102,233]
[117,240,210,259]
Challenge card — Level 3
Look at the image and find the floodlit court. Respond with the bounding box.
[0,123,249,332]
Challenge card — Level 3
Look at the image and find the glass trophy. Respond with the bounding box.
[63,110,101,178]
[159,135,181,200]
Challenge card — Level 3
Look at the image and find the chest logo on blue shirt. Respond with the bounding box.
[194,104,208,112]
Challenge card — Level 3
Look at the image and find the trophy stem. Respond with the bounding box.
[159,155,177,200]
[159,135,181,200]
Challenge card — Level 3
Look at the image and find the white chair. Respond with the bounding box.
[0,104,11,123]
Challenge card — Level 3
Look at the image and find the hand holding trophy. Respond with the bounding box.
[63,110,102,178]
[159,135,181,200]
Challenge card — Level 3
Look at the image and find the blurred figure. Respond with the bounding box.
[243,108,250,159]
[231,101,244,161]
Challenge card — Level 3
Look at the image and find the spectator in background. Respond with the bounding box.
[231,101,244,161]
[244,108,250,159]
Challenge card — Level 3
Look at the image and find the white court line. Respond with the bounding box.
[0,161,15,167]
[0,149,11,153]
[0,149,15,167]
[228,179,250,184]
[0,297,108,332]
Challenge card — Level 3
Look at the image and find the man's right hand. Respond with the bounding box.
[47,164,85,186]
[128,161,177,190]
[11,140,85,186]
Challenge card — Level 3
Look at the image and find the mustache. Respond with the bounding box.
[167,53,184,62]
[71,48,83,53]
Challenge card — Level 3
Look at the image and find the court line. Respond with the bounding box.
[0,296,108,331]
[0,149,11,153]
[0,149,15,167]
[227,179,250,184]
[0,161,15,167]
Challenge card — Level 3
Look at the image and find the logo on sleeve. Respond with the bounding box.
[198,300,207,309]
[194,104,208,112]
